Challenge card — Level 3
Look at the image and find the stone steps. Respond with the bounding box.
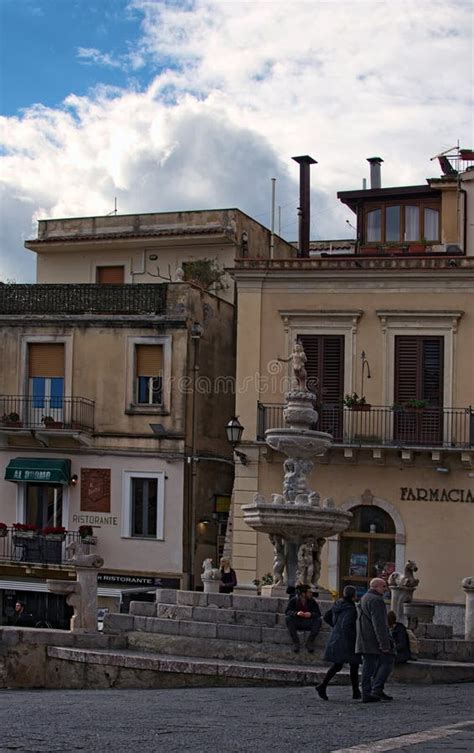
[416,638,474,663]
[46,645,474,688]
[416,623,453,640]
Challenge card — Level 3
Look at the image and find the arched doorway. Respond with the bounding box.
[339,505,396,597]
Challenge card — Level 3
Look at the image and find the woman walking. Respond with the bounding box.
[316,585,361,700]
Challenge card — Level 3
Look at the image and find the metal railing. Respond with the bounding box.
[0,529,96,567]
[0,283,168,315]
[0,396,95,433]
[257,402,474,448]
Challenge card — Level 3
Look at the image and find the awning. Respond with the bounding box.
[5,458,71,485]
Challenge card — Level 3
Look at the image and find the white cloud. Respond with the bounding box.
[76,47,123,69]
[1,0,472,280]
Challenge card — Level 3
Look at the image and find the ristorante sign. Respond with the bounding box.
[401,487,473,503]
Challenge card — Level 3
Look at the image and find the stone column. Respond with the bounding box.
[389,585,416,625]
[462,577,474,641]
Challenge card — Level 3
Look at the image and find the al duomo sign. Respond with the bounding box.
[401,487,473,503]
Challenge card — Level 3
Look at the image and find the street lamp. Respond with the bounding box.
[188,321,204,590]
[226,417,249,465]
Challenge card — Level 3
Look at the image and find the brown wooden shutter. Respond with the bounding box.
[394,336,443,406]
[136,345,163,376]
[28,344,65,377]
[96,266,125,284]
[299,335,344,403]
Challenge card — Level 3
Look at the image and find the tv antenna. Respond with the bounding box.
[107,197,118,216]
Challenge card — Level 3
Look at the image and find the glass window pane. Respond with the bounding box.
[131,478,157,537]
[151,377,162,405]
[385,206,400,241]
[404,206,420,241]
[137,377,149,404]
[367,209,381,242]
[31,377,45,408]
[49,378,64,410]
[424,208,439,241]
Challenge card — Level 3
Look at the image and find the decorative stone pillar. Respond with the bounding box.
[388,560,419,625]
[48,540,104,632]
[462,577,474,641]
[201,558,220,593]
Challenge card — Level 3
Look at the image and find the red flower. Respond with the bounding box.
[41,526,66,535]
[13,523,39,532]
[0,523,7,529]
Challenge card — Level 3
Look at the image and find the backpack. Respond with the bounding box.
[406,628,419,658]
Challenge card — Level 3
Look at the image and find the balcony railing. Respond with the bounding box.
[0,396,95,433]
[257,402,474,448]
[0,529,96,567]
[0,283,167,315]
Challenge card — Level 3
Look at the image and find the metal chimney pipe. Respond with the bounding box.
[367,157,383,189]
[292,155,317,258]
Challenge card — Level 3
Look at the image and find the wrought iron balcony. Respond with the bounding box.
[0,529,96,567]
[0,396,95,433]
[257,402,474,449]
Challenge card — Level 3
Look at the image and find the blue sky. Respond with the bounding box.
[0,0,150,114]
[0,0,472,281]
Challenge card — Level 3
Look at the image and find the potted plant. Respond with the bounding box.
[13,523,39,538]
[79,525,96,544]
[343,393,371,411]
[41,526,66,541]
[0,523,8,538]
[1,412,22,428]
[41,415,63,429]
[403,399,428,412]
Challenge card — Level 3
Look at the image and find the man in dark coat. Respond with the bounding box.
[316,585,361,700]
[285,584,322,653]
[356,578,395,703]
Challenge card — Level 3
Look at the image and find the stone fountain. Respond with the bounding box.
[242,341,352,595]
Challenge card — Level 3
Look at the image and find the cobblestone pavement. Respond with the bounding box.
[0,684,472,752]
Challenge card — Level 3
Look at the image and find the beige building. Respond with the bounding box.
[0,209,293,626]
[230,158,474,622]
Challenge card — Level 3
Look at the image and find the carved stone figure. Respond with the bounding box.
[271,493,286,505]
[270,534,286,585]
[253,493,267,505]
[279,340,308,391]
[388,560,419,588]
[308,491,320,507]
[296,540,314,584]
[201,557,221,593]
[283,459,298,502]
[312,538,326,587]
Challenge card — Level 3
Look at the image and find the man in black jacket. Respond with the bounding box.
[356,578,395,702]
[285,584,322,653]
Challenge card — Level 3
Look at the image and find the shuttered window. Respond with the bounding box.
[28,344,65,377]
[135,345,163,405]
[394,336,443,445]
[96,266,125,284]
[394,336,443,406]
[298,335,344,440]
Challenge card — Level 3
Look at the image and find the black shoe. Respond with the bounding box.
[352,689,362,700]
[379,692,393,701]
[292,643,300,653]
[315,684,328,701]
[362,695,380,703]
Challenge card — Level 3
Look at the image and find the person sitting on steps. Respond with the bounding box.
[285,583,322,653]
[316,585,361,701]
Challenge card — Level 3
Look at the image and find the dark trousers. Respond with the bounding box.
[322,662,359,692]
[285,615,321,645]
[361,653,394,698]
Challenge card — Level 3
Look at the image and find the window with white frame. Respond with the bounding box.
[122,471,165,539]
[135,344,163,405]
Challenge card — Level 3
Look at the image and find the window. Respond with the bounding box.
[298,334,344,440]
[394,336,444,444]
[122,471,165,539]
[340,505,396,597]
[96,266,125,284]
[26,484,63,528]
[28,344,64,423]
[364,201,440,244]
[135,345,163,405]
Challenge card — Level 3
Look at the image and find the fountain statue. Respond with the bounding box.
[242,340,352,594]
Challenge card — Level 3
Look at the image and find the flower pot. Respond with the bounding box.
[13,530,37,539]
[350,404,371,411]
[43,533,66,541]
[0,528,7,538]
[43,421,63,429]
[3,421,23,428]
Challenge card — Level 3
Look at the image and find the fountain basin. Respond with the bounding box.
[265,428,333,458]
[242,502,352,543]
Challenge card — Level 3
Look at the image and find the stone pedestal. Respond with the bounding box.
[390,585,417,624]
[403,602,435,630]
[233,583,259,596]
[48,541,104,633]
[202,579,220,594]
[261,583,287,598]
[462,577,474,641]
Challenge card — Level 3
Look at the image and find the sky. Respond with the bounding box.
[0,0,472,282]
